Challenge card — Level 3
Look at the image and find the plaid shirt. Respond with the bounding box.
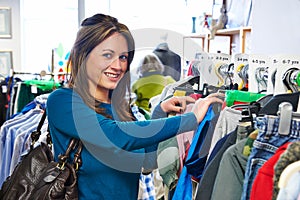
[132,105,157,200]
[138,172,156,200]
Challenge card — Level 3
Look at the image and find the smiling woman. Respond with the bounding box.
[45,13,223,200]
[85,32,129,103]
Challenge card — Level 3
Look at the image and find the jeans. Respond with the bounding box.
[241,115,300,200]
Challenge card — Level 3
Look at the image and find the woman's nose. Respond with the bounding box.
[110,57,122,70]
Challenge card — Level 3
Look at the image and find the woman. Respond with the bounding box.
[132,53,176,112]
[46,13,223,200]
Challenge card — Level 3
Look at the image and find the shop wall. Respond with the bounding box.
[3,0,300,72]
[251,0,300,54]
[0,0,21,71]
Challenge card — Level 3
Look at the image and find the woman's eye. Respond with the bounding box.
[119,55,128,62]
[103,53,112,59]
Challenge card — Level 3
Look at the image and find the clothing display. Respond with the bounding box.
[241,116,300,200]
[0,97,49,187]
[195,129,238,200]
[2,71,300,200]
[249,142,291,200]
[132,71,175,112]
[2,13,300,199]
[4,1,300,199]
[173,106,215,200]
[273,141,300,199]
[211,138,248,200]
[153,43,181,81]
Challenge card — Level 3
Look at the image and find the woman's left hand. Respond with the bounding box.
[160,96,196,114]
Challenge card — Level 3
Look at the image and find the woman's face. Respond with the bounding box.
[86,33,129,99]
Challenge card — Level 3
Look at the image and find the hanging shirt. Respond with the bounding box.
[173,105,214,200]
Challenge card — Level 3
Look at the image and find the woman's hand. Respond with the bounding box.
[160,96,196,114]
[191,93,224,123]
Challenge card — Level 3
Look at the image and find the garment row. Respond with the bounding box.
[147,76,300,200]
[2,73,300,200]
[0,76,61,127]
[185,92,300,200]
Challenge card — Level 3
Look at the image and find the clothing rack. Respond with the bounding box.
[12,70,68,79]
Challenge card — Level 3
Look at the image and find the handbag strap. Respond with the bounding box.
[30,109,49,148]
[31,109,83,171]
[58,139,83,171]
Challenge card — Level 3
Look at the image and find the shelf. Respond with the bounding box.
[215,26,251,35]
[183,27,251,38]
[183,26,252,55]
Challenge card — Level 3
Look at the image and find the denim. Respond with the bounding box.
[241,115,300,200]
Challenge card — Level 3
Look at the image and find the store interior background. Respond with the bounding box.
[1,0,300,83]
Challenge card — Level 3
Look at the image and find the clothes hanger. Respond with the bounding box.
[237,64,249,90]
[255,94,273,108]
[278,160,300,189]
[258,92,300,116]
[214,63,225,87]
[217,63,235,89]
[231,101,261,129]
[175,75,201,92]
[277,102,293,135]
[277,101,300,135]
[255,66,268,93]
[282,67,299,93]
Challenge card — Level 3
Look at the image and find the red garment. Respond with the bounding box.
[176,104,195,174]
[189,93,202,100]
[250,142,291,200]
[221,100,249,110]
[187,61,195,76]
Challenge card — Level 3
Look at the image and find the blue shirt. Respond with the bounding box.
[46,88,198,200]
[0,108,43,187]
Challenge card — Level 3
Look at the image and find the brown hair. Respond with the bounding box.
[66,13,135,121]
[137,53,164,77]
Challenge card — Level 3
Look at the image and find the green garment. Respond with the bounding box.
[23,79,61,91]
[132,73,175,112]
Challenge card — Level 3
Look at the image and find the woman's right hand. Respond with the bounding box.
[191,93,224,123]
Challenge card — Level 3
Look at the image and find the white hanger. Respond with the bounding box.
[278,160,300,189]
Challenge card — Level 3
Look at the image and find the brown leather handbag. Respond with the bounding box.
[0,110,82,200]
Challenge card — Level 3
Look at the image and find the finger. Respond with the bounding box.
[169,104,183,114]
[185,96,196,103]
[207,92,225,100]
[179,98,187,112]
[209,96,224,104]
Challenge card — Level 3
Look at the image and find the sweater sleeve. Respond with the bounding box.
[46,88,198,152]
[151,102,168,119]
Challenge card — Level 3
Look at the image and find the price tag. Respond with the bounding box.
[2,85,7,93]
[31,85,38,94]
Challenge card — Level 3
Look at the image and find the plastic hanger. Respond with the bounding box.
[282,67,299,93]
[237,64,249,90]
[277,101,300,135]
[278,160,300,189]
[277,102,293,135]
[255,66,268,93]
[231,102,261,129]
[258,92,300,116]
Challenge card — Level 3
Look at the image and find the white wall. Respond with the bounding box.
[251,0,300,54]
[3,0,300,72]
[0,0,21,71]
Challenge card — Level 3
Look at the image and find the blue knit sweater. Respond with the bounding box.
[46,88,197,200]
